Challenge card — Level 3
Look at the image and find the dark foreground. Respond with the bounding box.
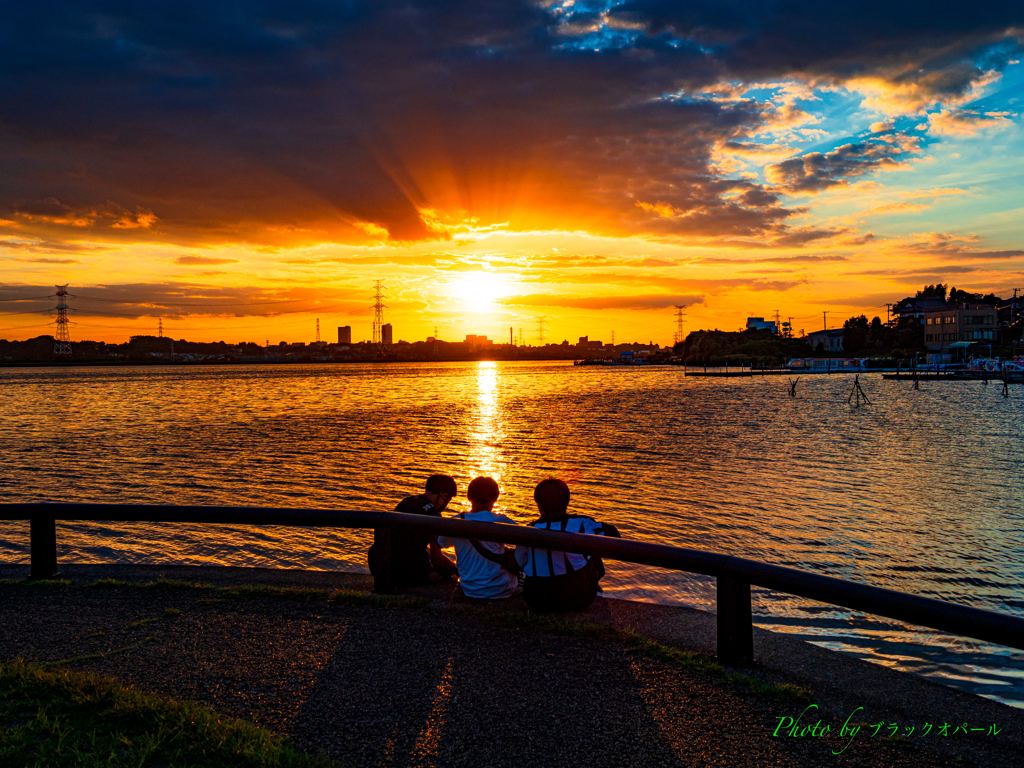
[2,564,1022,768]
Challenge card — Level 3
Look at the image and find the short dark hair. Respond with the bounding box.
[467,476,500,506]
[425,474,457,496]
[534,478,570,515]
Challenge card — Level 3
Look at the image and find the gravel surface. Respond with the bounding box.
[2,563,1021,767]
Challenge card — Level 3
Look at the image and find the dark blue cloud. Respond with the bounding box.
[0,1,1019,246]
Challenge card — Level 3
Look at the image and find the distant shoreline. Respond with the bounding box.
[0,356,586,368]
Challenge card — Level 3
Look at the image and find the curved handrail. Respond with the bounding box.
[3,502,1023,657]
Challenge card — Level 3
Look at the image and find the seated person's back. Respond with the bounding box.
[515,478,619,612]
[368,474,459,587]
[437,476,521,599]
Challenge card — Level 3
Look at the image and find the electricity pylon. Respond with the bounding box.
[372,280,386,348]
[53,284,74,357]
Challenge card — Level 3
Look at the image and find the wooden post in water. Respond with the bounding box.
[29,516,58,580]
[717,576,754,666]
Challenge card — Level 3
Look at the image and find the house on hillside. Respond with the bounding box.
[892,297,947,327]
[805,328,844,352]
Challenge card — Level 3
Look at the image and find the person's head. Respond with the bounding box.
[424,474,457,511]
[467,476,500,512]
[534,478,570,518]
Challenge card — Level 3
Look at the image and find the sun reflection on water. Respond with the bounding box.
[466,361,504,485]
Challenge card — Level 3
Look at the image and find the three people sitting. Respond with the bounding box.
[373,473,618,611]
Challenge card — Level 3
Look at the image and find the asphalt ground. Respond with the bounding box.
[2,563,1022,767]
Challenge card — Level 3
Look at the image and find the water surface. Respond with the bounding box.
[1,361,1022,705]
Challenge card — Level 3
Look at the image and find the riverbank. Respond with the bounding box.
[1,564,1021,767]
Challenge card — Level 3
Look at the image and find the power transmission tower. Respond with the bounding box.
[372,280,386,347]
[517,328,525,347]
[158,318,163,338]
[536,316,546,345]
[434,325,439,341]
[773,309,781,335]
[53,284,74,357]
[673,305,686,345]
[611,330,615,346]
[316,318,320,343]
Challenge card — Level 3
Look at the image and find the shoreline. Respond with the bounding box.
[2,562,1023,766]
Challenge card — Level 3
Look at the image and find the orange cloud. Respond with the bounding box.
[174,255,241,266]
[926,109,1014,136]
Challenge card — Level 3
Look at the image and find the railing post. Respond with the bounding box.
[717,575,753,666]
[29,516,59,580]
[371,526,396,594]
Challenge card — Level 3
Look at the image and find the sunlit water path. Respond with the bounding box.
[1,361,1023,706]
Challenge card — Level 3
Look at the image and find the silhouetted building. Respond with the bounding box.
[805,329,844,352]
[746,317,777,333]
[924,305,997,350]
[338,326,351,344]
[892,298,947,327]
[465,334,493,349]
[381,323,393,345]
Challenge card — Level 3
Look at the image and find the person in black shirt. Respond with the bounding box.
[368,474,459,587]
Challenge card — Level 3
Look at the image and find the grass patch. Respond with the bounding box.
[0,578,72,588]
[86,578,427,609]
[458,606,811,702]
[43,638,157,668]
[89,578,214,592]
[0,659,333,767]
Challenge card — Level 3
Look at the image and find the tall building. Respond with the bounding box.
[338,326,351,344]
[381,323,393,345]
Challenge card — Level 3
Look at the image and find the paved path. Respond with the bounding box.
[2,564,1022,767]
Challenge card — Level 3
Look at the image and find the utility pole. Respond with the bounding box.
[822,311,829,331]
[611,330,615,347]
[372,280,386,348]
[510,327,513,346]
[673,305,686,345]
[53,284,74,357]
[536,316,546,346]
[773,309,781,335]
[885,303,893,325]
[787,317,794,339]
[158,318,163,338]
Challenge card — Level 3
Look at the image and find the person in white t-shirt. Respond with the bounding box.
[437,476,522,599]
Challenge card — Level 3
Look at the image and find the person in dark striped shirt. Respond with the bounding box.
[514,478,620,612]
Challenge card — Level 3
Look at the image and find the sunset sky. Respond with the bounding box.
[1,2,1023,345]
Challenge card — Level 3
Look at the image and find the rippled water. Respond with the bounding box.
[2,361,1023,706]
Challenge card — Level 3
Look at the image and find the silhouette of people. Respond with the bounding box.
[437,476,522,599]
[515,478,620,612]
[368,474,459,588]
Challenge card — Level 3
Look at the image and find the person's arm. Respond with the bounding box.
[514,546,529,569]
[429,540,458,575]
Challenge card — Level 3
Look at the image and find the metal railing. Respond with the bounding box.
[2,502,1023,666]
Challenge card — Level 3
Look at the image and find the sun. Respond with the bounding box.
[448,272,514,314]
